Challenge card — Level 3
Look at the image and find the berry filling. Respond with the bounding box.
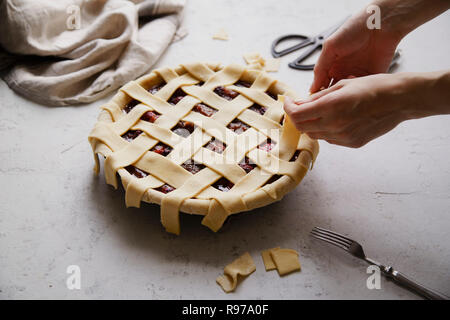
[124,83,165,113]
[213,80,252,101]
[172,121,195,138]
[125,165,148,178]
[181,160,205,174]
[235,80,252,88]
[212,177,234,192]
[258,139,276,152]
[290,150,300,162]
[214,86,239,100]
[265,175,281,185]
[168,88,187,105]
[124,100,139,113]
[122,130,142,142]
[227,119,250,134]
[265,90,277,100]
[148,83,165,95]
[141,110,161,123]
[238,157,256,173]
[192,103,217,117]
[126,164,175,194]
[248,103,267,115]
[151,143,172,156]
[205,138,226,154]
[156,184,175,194]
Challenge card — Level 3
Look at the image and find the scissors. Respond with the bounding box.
[271,16,350,70]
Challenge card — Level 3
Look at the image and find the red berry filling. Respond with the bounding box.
[151,143,172,156]
[212,177,234,192]
[124,83,165,113]
[148,83,165,95]
[172,120,195,138]
[181,160,205,174]
[168,88,187,105]
[141,110,161,123]
[125,165,149,178]
[124,100,139,113]
[122,130,142,142]
[227,119,249,134]
[265,175,281,185]
[205,138,226,154]
[126,165,175,194]
[248,103,267,115]
[192,103,217,117]
[290,150,300,162]
[156,184,175,194]
[235,80,252,88]
[238,157,256,173]
[214,86,239,100]
[258,139,276,152]
[265,90,277,100]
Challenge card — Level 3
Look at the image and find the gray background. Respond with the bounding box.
[1,0,449,299]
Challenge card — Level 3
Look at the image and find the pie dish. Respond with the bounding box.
[88,62,319,235]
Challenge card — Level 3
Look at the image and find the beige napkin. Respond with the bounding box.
[0,0,186,106]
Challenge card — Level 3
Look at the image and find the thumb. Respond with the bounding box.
[310,44,336,93]
[283,96,298,117]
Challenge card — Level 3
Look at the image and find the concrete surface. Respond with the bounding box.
[1,0,449,299]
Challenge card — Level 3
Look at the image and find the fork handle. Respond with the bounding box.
[383,266,449,300]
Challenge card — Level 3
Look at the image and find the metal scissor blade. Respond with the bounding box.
[317,15,351,40]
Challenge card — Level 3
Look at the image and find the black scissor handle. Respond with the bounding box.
[288,42,322,70]
[271,34,313,58]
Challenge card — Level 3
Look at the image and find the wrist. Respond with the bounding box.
[371,0,410,41]
[396,71,450,120]
[372,0,450,40]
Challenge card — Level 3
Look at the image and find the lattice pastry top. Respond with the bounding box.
[88,62,319,235]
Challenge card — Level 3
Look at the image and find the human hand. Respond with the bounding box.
[310,7,401,93]
[285,73,416,148]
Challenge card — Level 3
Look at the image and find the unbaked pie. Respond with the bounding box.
[88,62,319,235]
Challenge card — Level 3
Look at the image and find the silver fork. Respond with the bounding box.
[310,226,449,300]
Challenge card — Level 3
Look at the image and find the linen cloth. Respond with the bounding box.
[0,0,186,106]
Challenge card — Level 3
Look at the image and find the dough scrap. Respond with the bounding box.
[216,252,256,293]
[212,28,229,40]
[262,247,301,276]
[264,58,280,72]
[243,52,280,72]
[243,52,265,65]
[261,247,280,271]
[247,62,264,70]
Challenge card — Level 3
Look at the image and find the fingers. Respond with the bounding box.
[310,40,336,93]
[310,114,402,149]
[295,119,324,132]
[284,84,344,123]
[306,131,339,141]
[284,96,323,123]
[308,130,360,148]
[307,81,343,101]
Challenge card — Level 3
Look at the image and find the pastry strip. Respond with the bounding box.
[216,252,256,293]
[270,248,301,276]
[261,247,280,271]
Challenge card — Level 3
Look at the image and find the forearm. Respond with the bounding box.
[373,0,450,40]
[400,70,450,120]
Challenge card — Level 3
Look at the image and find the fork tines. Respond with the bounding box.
[310,226,353,251]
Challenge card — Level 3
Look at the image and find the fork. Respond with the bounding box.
[310,226,449,300]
